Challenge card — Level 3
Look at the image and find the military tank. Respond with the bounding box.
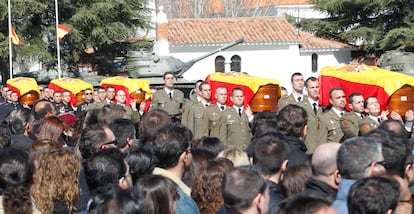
[15,38,244,94]
[377,49,414,75]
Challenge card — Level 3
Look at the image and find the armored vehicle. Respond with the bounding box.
[377,49,414,75]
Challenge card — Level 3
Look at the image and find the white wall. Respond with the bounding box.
[171,44,352,91]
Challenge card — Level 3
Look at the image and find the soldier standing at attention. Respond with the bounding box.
[203,86,228,139]
[182,80,203,124]
[319,87,346,143]
[184,81,211,139]
[359,96,389,135]
[59,90,74,114]
[340,92,365,140]
[220,88,253,150]
[277,72,306,110]
[150,72,184,119]
[298,77,323,154]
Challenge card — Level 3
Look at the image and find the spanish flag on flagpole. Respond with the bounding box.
[57,24,70,42]
[9,25,22,46]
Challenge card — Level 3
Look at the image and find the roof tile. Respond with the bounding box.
[166,17,353,49]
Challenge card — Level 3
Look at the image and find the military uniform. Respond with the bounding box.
[203,104,226,140]
[76,101,94,116]
[319,109,344,143]
[277,94,307,111]
[85,99,113,112]
[56,102,74,115]
[298,99,323,154]
[118,104,141,124]
[150,89,184,116]
[0,102,22,121]
[359,116,380,136]
[220,107,252,150]
[185,102,209,139]
[340,112,363,139]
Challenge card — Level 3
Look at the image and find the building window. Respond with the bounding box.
[311,53,318,73]
[231,55,241,72]
[215,56,225,72]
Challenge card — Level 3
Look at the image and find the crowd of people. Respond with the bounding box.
[0,71,413,214]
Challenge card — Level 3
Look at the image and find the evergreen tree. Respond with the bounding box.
[296,0,414,52]
[0,0,151,81]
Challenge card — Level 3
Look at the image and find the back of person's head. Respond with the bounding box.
[251,111,278,136]
[78,123,112,159]
[281,157,312,197]
[138,109,171,144]
[222,166,268,213]
[134,174,178,214]
[97,104,126,125]
[348,176,399,214]
[109,118,136,149]
[194,136,225,156]
[124,147,154,185]
[278,193,334,214]
[217,148,250,167]
[6,108,33,135]
[252,118,278,139]
[184,148,216,186]
[153,123,192,169]
[34,116,67,146]
[0,148,35,214]
[337,137,383,179]
[34,101,54,121]
[253,132,289,176]
[311,142,341,177]
[31,148,81,213]
[276,104,308,138]
[29,139,63,156]
[192,158,234,214]
[378,119,409,138]
[88,185,144,214]
[0,124,11,149]
[366,128,409,177]
[85,148,128,193]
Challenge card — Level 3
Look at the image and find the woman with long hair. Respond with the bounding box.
[34,116,68,147]
[0,148,40,214]
[31,148,81,214]
[134,174,178,214]
[191,158,234,214]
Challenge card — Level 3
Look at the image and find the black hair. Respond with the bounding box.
[124,148,154,185]
[109,118,136,149]
[0,124,11,149]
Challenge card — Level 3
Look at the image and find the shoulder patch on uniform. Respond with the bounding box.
[361,124,371,133]
[341,119,349,126]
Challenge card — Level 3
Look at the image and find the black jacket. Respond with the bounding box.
[284,136,308,168]
[303,177,337,204]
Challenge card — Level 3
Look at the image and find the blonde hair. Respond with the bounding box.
[217,148,249,167]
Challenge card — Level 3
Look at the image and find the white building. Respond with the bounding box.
[156,14,357,90]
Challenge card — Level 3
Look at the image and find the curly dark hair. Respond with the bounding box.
[191,158,234,214]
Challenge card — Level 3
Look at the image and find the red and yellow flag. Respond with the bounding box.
[9,25,22,46]
[57,24,70,42]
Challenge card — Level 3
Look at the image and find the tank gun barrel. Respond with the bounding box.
[174,38,244,77]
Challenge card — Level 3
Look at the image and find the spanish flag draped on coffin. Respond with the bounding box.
[319,64,414,115]
[6,77,40,105]
[100,76,151,105]
[205,72,281,112]
[49,78,93,107]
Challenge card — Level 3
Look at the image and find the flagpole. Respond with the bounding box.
[8,0,13,79]
[55,0,61,79]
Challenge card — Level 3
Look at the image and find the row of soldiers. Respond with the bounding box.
[150,72,253,150]
[278,72,414,153]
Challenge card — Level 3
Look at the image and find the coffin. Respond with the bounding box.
[49,78,93,107]
[6,77,40,106]
[206,72,280,112]
[100,76,150,105]
[387,85,414,117]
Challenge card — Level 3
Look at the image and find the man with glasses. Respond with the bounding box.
[76,88,94,116]
[332,137,387,214]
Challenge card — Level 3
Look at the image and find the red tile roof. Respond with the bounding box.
[165,17,354,50]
